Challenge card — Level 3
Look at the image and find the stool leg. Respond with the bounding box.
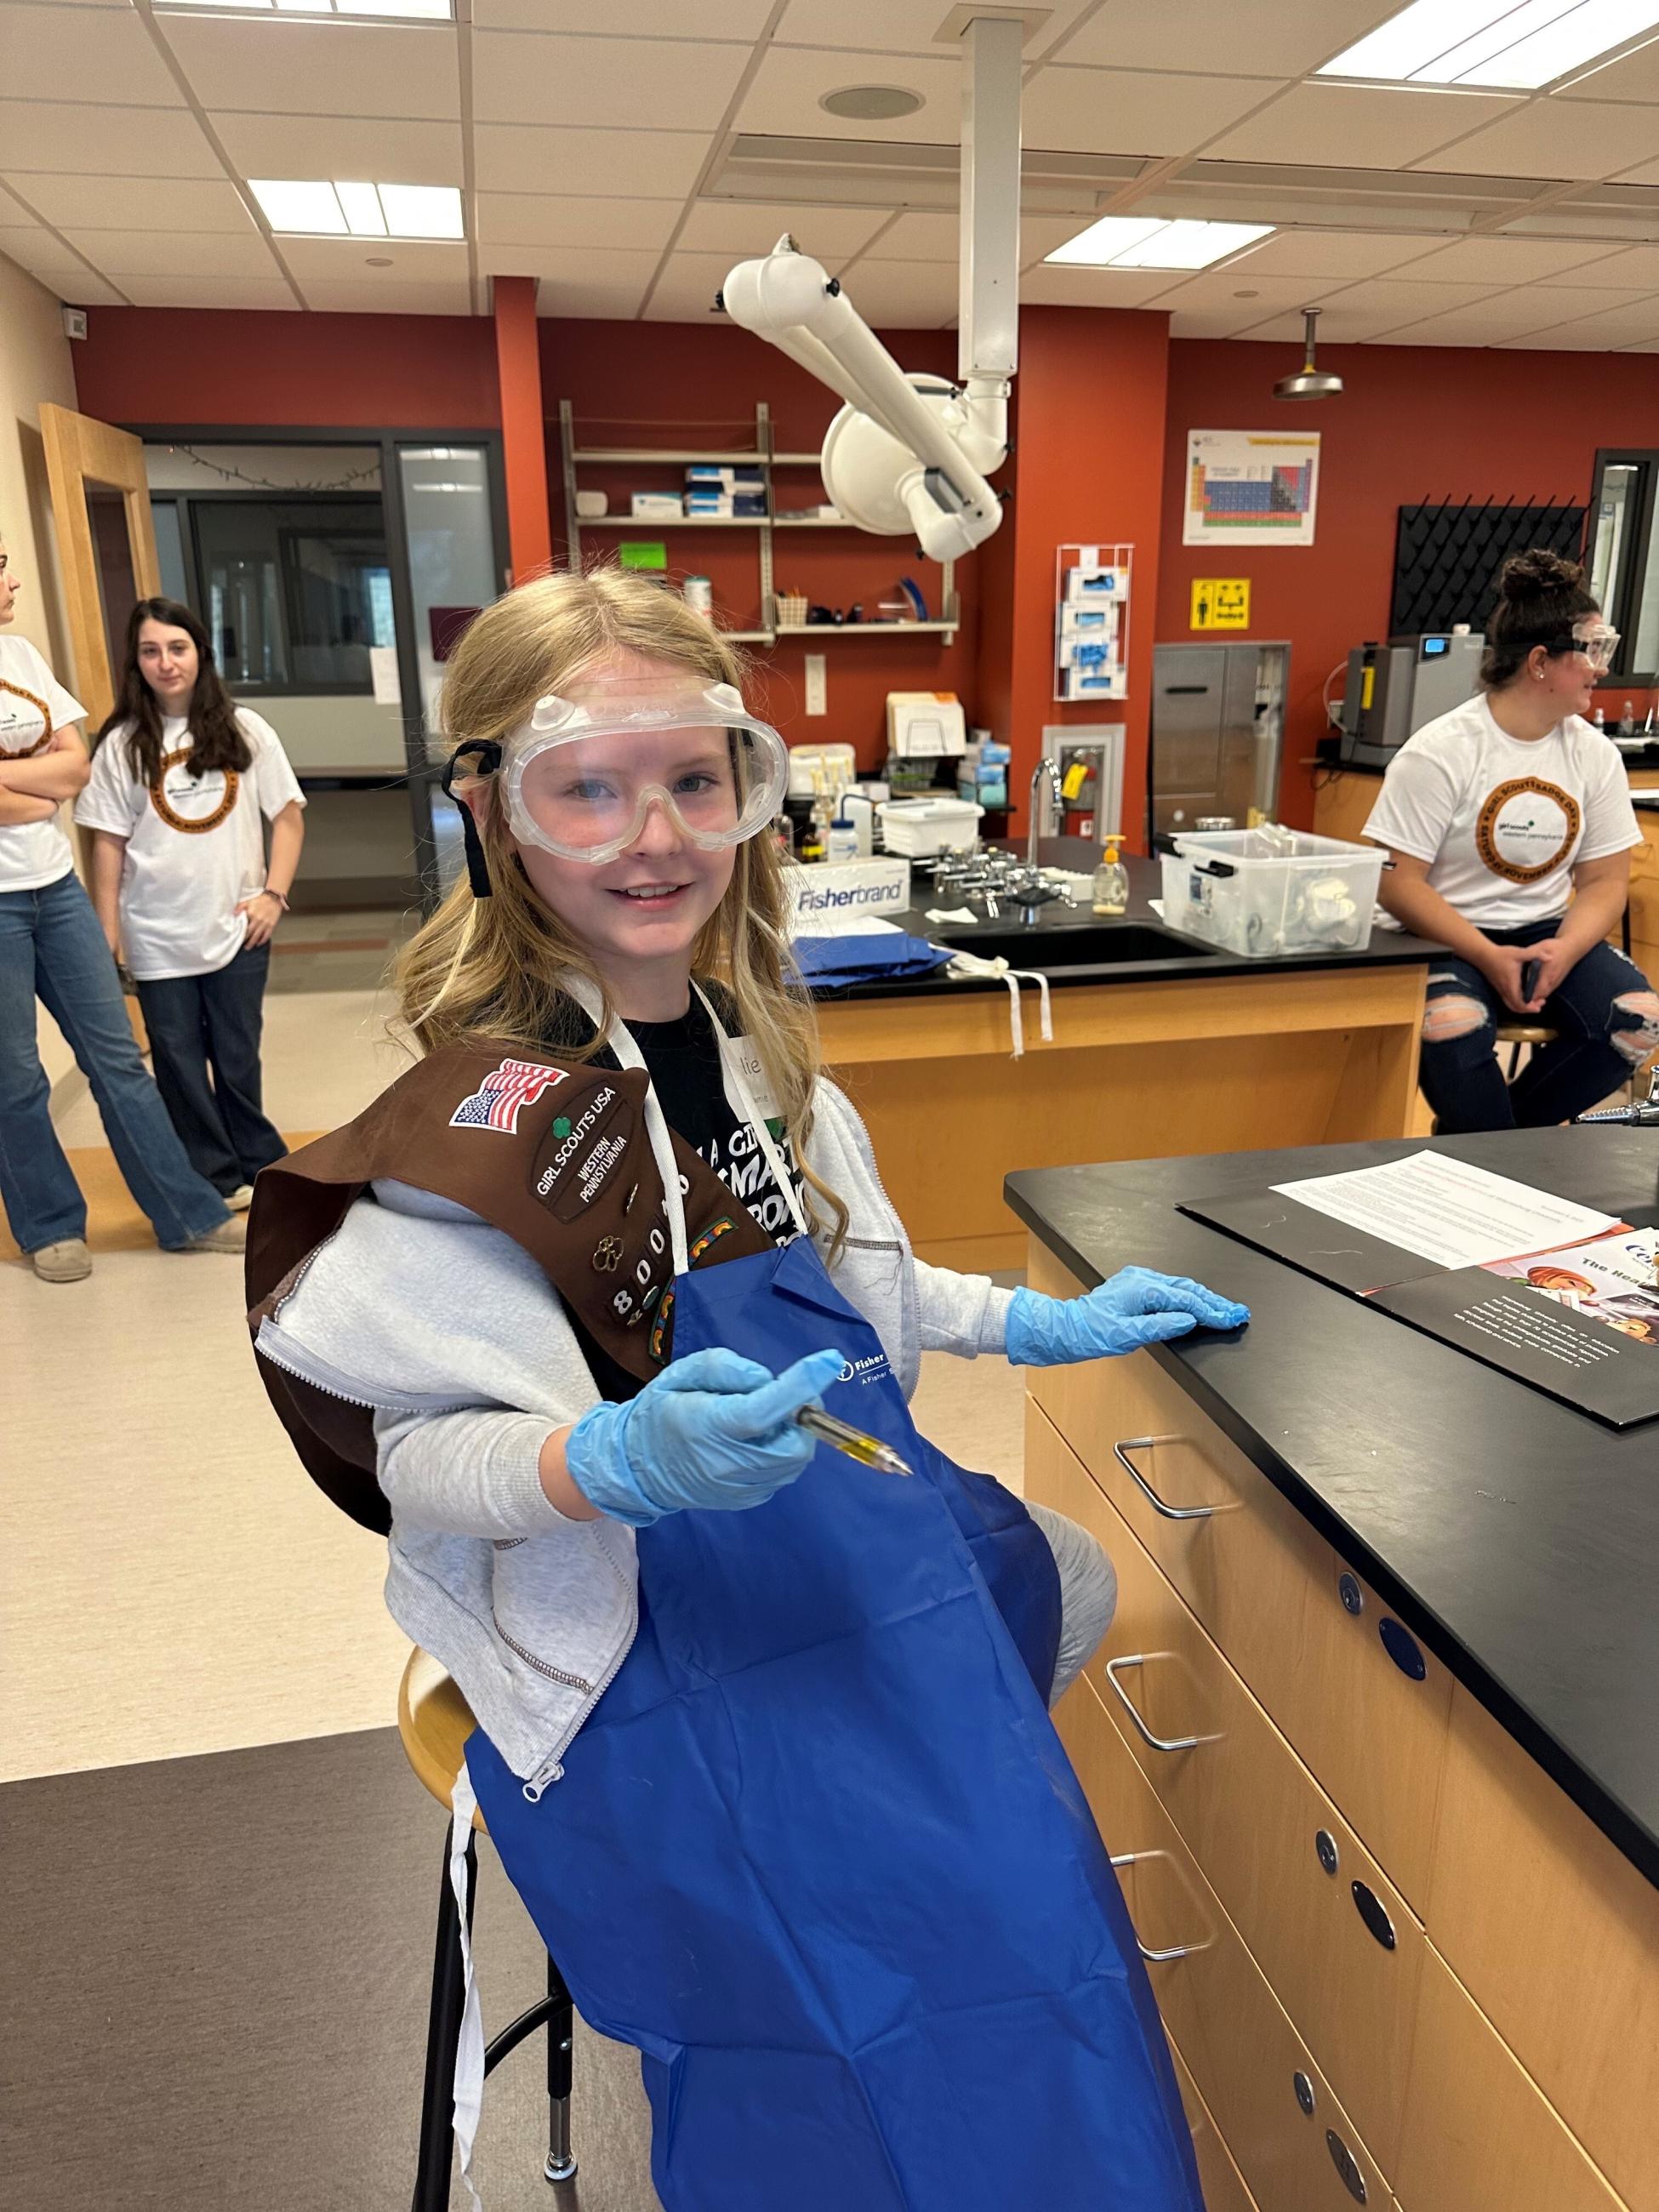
[412,1830,476,2212]
[544,1953,578,2185]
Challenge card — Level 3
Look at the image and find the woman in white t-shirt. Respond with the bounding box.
[77,598,305,1208]
[1366,549,1656,1132]
[0,541,241,1282]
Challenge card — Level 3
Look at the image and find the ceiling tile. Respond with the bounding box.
[677,199,892,259]
[789,258,961,326]
[477,242,662,288]
[479,0,773,26]
[774,0,959,50]
[1612,151,1659,184]
[299,276,473,315]
[1498,305,1659,349]
[1209,83,1520,168]
[1417,98,1659,181]
[1398,235,1630,283]
[1,3,185,105]
[161,16,460,121]
[640,251,741,322]
[22,264,128,305]
[1155,271,1343,334]
[1023,65,1283,157]
[60,226,279,278]
[1056,0,1398,77]
[0,98,222,176]
[121,276,298,311]
[1540,243,1659,289]
[0,225,75,274]
[532,274,653,319]
[1238,305,1402,342]
[1320,274,1509,318]
[737,44,964,140]
[1018,263,1184,307]
[1377,295,1592,344]
[276,236,470,281]
[212,112,464,188]
[476,193,682,251]
[859,209,1092,264]
[1486,284,1659,319]
[473,31,747,129]
[1206,230,1440,280]
[473,124,709,197]
[15,174,257,235]
[1554,34,1659,101]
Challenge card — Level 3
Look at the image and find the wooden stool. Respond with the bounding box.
[398,1648,579,2206]
[1494,1021,1557,1082]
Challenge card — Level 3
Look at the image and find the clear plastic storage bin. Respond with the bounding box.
[1160,827,1385,959]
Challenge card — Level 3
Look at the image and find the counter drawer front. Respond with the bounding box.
[1169,2037,1259,2212]
[1394,1945,1629,2212]
[1425,1685,1659,2212]
[1027,1247,1451,1907]
[1058,1673,1392,2212]
[1030,1402,1422,2175]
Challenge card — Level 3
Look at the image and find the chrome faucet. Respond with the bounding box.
[1028,755,1063,867]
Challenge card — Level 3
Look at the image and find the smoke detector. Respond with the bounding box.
[1274,308,1343,401]
[820,84,925,119]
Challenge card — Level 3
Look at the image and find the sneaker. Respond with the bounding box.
[225,1184,255,1213]
[31,1237,92,1283]
[179,1217,248,1255]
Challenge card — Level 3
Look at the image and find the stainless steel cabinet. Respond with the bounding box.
[1150,641,1289,839]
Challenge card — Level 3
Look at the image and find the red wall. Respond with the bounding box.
[542,318,976,766]
[1158,341,1659,826]
[74,307,501,428]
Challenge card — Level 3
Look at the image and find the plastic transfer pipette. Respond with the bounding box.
[795,1404,913,1477]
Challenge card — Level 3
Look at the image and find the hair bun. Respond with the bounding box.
[1499,548,1583,601]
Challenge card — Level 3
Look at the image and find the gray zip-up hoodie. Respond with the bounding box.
[256,1079,1014,1793]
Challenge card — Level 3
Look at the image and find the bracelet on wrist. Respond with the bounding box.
[259,887,291,912]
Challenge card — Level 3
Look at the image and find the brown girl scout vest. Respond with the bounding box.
[246,1041,772,1534]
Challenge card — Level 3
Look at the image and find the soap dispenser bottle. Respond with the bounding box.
[1092,836,1128,917]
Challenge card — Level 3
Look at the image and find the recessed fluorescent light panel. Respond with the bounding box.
[1319,0,1659,90]
[159,3,453,19]
[250,180,464,239]
[1046,216,1273,271]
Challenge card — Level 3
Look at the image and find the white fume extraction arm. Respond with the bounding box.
[719,15,1023,564]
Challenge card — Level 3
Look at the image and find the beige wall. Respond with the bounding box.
[1,250,83,1092]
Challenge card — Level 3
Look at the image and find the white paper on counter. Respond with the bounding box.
[369,645,402,705]
[1270,1149,1622,1272]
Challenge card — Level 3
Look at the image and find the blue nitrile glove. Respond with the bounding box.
[1006,1268,1250,1366]
[564,1344,848,1527]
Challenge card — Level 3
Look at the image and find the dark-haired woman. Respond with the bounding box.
[77,598,305,1207]
[1366,550,1657,1132]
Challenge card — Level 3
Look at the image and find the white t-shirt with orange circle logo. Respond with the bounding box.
[1364,695,1639,929]
[75,709,305,978]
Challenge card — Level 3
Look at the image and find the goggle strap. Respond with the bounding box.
[441,740,503,900]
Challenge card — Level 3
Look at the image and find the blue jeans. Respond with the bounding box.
[135,942,286,1196]
[1421,917,1659,1134]
[0,871,230,1253]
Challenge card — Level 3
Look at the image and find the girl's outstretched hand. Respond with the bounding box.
[1006,1270,1250,1367]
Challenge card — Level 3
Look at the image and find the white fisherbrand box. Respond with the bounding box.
[785,858,913,933]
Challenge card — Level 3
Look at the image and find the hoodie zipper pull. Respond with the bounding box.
[522,1754,565,1803]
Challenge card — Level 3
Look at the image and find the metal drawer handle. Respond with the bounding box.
[1113,1436,1215,1521]
[1108,1849,1214,1962]
[1104,1653,1208,1753]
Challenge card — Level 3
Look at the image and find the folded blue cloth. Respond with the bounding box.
[791,932,951,989]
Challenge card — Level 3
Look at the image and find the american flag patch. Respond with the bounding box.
[448,1058,567,1134]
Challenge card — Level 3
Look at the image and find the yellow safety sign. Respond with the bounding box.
[1190,578,1251,630]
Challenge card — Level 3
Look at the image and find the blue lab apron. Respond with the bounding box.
[466,1220,1203,2212]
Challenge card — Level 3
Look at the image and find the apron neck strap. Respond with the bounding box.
[692,983,811,1242]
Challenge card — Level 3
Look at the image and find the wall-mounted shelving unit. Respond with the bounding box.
[558,399,959,647]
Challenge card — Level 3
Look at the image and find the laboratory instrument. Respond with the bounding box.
[1337,631,1485,770]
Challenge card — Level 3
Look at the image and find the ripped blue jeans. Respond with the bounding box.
[1420,918,1659,1133]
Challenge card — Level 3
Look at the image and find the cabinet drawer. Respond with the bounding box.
[1027,1245,1451,1907]
[1169,2037,1259,2212]
[1394,1944,1628,2212]
[1029,1402,1423,2174]
[1425,1685,1658,2212]
[1058,1673,1392,2212]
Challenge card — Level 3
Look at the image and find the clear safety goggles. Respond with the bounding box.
[500,681,789,865]
[1569,619,1619,673]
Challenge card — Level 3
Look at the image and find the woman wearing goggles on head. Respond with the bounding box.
[1365,548,1657,1132]
[246,567,1244,2212]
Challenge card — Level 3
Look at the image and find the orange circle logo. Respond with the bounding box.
[149,747,238,835]
[1474,776,1580,885]
[0,676,52,759]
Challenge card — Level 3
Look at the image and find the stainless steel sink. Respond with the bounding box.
[933,921,1219,968]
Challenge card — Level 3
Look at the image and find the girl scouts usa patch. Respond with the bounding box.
[449,1058,567,1133]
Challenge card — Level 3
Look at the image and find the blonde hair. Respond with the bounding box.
[396,567,846,1246]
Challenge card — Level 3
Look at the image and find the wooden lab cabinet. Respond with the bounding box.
[1028,1240,1659,2212]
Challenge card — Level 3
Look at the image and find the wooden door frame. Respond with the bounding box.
[39,402,161,736]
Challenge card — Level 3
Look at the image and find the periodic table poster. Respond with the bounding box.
[1184,429,1321,548]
